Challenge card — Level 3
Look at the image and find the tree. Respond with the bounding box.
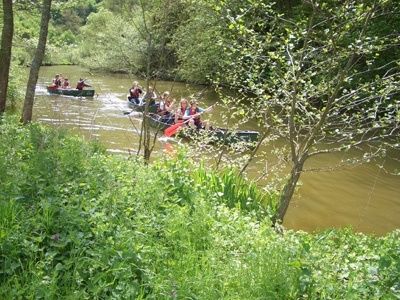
[21,0,52,124]
[78,9,140,72]
[171,0,228,83]
[135,0,158,162]
[96,0,210,161]
[0,0,14,115]
[217,0,400,224]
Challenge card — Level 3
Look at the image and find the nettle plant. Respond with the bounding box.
[215,0,400,223]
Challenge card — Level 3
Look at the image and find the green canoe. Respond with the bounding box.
[47,86,95,97]
[145,113,259,144]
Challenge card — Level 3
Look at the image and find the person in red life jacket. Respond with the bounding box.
[128,81,143,104]
[62,78,71,89]
[76,78,91,90]
[52,74,62,87]
[174,98,189,124]
[183,100,210,130]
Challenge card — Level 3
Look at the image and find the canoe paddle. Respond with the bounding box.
[164,105,213,137]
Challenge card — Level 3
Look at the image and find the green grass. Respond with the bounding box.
[0,116,399,299]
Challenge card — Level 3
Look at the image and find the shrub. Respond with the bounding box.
[0,118,399,299]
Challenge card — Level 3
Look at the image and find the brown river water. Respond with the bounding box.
[33,66,400,235]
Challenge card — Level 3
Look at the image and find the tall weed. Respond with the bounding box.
[0,118,399,299]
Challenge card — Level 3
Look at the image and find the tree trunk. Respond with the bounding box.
[142,36,152,162]
[272,155,307,224]
[21,0,52,124]
[0,0,14,115]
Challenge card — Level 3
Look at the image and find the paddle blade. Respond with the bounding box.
[164,122,183,137]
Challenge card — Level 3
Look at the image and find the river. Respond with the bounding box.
[33,65,400,235]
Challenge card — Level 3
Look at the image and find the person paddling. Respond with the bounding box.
[142,86,157,105]
[184,100,210,130]
[158,91,175,115]
[128,81,143,104]
[52,74,62,87]
[158,91,175,124]
[62,78,71,89]
[174,98,189,124]
[76,78,91,90]
[164,104,213,137]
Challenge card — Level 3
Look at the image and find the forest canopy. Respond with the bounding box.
[4,0,400,87]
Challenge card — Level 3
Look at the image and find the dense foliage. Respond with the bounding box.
[1,117,399,299]
[213,0,400,222]
[1,0,99,66]
[3,0,400,86]
[70,0,400,86]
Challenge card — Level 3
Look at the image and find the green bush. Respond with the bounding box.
[4,66,25,113]
[0,118,399,299]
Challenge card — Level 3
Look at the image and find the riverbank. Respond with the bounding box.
[1,117,399,298]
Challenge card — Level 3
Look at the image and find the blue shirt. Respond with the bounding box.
[184,107,204,118]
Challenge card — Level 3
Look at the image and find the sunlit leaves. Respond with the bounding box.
[216,0,399,155]
[1,114,399,299]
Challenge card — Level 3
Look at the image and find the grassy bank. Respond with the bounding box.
[0,117,399,299]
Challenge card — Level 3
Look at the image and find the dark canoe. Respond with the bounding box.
[201,127,260,144]
[47,86,95,97]
[179,127,260,144]
[146,113,173,131]
[145,113,259,144]
[127,98,159,113]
